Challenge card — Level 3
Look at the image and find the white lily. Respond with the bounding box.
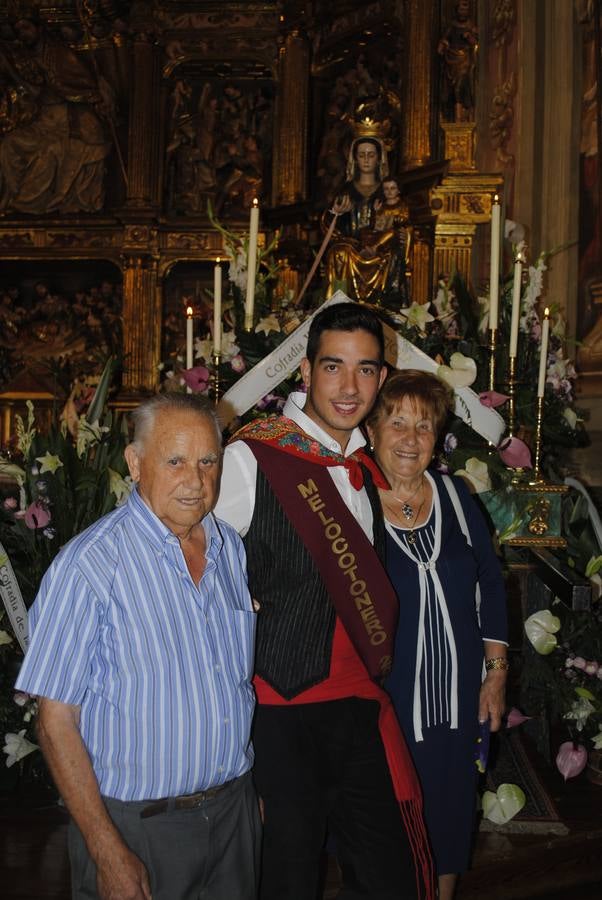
[108,469,134,505]
[35,452,64,475]
[564,697,596,731]
[221,331,240,361]
[0,630,13,646]
[400,301,434,334]
[3,729,38,767]
[255,315,281,336]
[591,729,602,750]
[76,417,109,458]
[194,338,213,362]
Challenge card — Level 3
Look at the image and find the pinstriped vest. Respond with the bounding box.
[243,461,386,699]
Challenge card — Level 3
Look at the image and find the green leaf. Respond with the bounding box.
[575,687,597,701]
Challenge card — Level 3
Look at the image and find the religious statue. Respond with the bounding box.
[0,16,112,215]
[437,0,478,123]
[324,138,411,305]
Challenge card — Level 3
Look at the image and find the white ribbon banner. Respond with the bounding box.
[0,540,29,654]
[217,291,505,445]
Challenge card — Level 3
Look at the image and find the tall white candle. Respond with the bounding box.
[489,195,501,330]
[537,308,550,398]
[213,257,222,354]
[245,198,259,330]
[186,306,194,393]
[509,253,523,358]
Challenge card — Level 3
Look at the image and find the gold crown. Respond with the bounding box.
[353,116,385,139]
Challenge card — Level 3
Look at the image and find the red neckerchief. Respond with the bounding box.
[232,416,389,491]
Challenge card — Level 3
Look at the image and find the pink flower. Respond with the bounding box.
[555,741,587,781]
[585,662,599,676]
[573,656,586,670]
[230,354,246,374]
[498,436,532,469]
[506,707,532,728]
[24,502,51,530]
[3,497,17,510]
[181,366,210,393]
[479,391,509,409]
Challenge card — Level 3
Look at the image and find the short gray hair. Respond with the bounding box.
[129,393,222,453]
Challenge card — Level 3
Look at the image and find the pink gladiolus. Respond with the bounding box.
[498,436,532,469]
[506,707,532,728]
[479,391,509,409]
[555,741,587,781]
[24,502,51,530]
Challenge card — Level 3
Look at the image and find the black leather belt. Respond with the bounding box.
[139,778,235,819]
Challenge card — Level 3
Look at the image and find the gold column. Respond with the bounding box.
[401,0,436,169]
[127,34,159,208]
[433,225,476,283]
[411,225,435,305]
[272,29,309,205]
[121,255,161,395]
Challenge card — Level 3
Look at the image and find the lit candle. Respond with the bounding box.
[489,194,501,330]
[186,305,194,394]
[213,257,222,354]
[537,308,550,398]
[245,197,259,330]
[509,252,523,358]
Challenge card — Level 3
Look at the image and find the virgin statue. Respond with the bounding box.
[324,138,411,305]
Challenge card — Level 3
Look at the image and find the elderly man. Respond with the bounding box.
[16,394,260,900]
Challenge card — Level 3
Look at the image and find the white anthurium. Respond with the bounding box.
[454,458,492,494]
[437,352,477,389]
[481,783,526,825]
[3,729,38,767]
[524,609,561,655]
[563,408,578,430]
[591,729,602,751]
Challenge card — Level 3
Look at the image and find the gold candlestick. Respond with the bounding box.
[507,355,518,437]
[488,327,497,392]
[531,395,545,484]
[212,350,222,406]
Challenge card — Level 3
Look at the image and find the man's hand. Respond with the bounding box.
[96,844,152,900]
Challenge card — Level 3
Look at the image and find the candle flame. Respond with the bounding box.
[493,194,499,203]
[186,306,193,317]
[252,197,259,207]
[544,307,550,317]
[216,256,221,264]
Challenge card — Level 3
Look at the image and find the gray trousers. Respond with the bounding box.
[69,772,261,900]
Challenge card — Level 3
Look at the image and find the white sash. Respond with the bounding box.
[0,540,29,653]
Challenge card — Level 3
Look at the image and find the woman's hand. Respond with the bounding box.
[478,670,506,732]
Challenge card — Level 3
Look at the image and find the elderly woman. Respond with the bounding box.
[366,370,508,900]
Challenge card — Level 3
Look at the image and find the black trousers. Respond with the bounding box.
[253,697,424,900]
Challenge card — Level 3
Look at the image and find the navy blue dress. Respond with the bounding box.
[385,471,507,875]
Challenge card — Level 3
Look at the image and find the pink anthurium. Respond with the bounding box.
[498,436,532,469]
[479,391,509,409]
[555,741,587,781]
[24,502,51,530]
[506,707,532,728]
[181,365,210,393]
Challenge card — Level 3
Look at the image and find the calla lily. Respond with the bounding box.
[498,436,532,469]
[437,352,477,389]
[555,741,587,780]
[506,707,532,728]
[35,452,64,475]
[482,783,526,824]
[455,458,492,493]
[524,609,560,654]
[479,391,509,409]
[3,729,38,767]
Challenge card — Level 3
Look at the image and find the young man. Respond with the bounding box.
[16,394,260,900]
[215,303,434,900]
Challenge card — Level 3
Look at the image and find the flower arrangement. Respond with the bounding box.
[0,360,130,791]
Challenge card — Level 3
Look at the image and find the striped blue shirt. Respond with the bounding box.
[16,488,256,801]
